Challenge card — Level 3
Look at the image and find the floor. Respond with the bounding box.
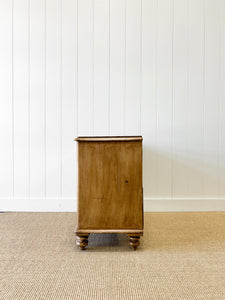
[0,212,224,299]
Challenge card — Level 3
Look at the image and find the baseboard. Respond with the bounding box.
[0,197,76,212]
[144,198,225,212]
[1,197,225,212]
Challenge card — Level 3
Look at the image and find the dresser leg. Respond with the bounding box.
[76,233,90,250]
[128,235,140,251]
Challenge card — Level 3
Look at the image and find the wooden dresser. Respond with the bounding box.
[74,136,143,250]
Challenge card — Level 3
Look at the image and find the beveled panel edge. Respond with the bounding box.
[75,229,144,235]
[74,136,143,142]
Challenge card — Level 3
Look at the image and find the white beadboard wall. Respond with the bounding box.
[0,0,225,212]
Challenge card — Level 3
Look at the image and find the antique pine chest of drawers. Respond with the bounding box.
[74,136,143,250]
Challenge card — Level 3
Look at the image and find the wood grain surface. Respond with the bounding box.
[76,139,143,231]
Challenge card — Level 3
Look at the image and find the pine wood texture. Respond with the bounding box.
[75,136,143,250]
[75,136,143,142]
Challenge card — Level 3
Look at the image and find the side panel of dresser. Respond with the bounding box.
[76,140,143,231]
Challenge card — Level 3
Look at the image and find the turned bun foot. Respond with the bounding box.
[128,236,140,251]
[76,233,90,250]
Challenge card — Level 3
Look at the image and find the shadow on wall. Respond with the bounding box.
[143,146,225,198]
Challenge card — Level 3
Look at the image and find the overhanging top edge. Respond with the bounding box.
[74,136,143,142]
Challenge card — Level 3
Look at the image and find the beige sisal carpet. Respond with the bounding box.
[0,212,224,299]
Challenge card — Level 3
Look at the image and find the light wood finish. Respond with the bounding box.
[75,136,143,142]
[75,136,143,250]
[75,229,143,235]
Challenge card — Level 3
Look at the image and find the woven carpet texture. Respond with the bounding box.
[0,212,224,299]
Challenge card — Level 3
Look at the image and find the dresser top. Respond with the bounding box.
[75,136,143,142]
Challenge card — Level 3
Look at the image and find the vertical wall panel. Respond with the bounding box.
[157,0,173,198]
[109,0,125,135]
[187,0,205,198]
[219,0,225,197]
[141,0,157,197]
[93,0,109,135]
[29,0,45,198]
[61,0,77,203]
[45,0,61,198]
[77,0,93,136]
[1,0,225,211]
[172,0,189,197]
[0,1,12,201]
[13,0,29,197]
[203,0,220,197]
[125,0,141,135]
